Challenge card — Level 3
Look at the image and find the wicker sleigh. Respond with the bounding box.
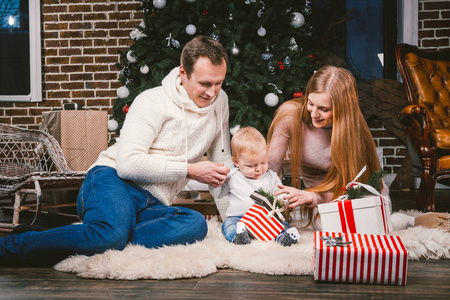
[0,123,86,232]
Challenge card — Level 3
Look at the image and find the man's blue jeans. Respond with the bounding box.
[0,166,207,266]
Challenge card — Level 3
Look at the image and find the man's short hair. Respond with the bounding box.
[180,35,228,77]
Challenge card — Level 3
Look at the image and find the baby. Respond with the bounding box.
[212,127,299,246]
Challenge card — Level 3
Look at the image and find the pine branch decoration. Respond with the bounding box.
[345,169,386,199]
[257,188,291,221]
[257,188,280,206]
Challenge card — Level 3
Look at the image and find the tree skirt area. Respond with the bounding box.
[54,210,450,280]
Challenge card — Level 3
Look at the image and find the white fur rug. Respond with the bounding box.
[54,210,450,280]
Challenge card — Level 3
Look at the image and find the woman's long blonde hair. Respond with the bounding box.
[268,65,380,205]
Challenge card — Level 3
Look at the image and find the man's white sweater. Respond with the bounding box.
[92,67,234,206]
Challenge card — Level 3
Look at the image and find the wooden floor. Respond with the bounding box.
[0,190,449,299]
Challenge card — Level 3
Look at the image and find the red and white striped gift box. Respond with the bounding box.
[204,215,220,221]
[238,204,285,242]
[318,196,392,235]
[313,231,408,285]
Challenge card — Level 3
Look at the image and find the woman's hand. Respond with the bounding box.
[274,184,314,208]
[187,161,230,187]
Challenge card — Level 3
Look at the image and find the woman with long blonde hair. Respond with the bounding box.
[267,65,388,227]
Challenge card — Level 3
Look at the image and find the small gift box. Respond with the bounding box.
[313,231,408,285]
[238,190,286,242]
[318,196,392,235]
[318,166,392,235]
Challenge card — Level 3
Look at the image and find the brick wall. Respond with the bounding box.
[369,120,405,175]
[0,0,142,131]
[419,0,450,50]
[0,0,446,177]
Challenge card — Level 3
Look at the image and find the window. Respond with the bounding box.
[0,0,41,102]
[311,0,416,81]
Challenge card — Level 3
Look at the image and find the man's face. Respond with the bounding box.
[179,56,227,108]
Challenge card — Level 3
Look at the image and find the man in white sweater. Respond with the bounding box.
[0,36,234,267]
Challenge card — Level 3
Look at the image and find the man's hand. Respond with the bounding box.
[187,161,230,187]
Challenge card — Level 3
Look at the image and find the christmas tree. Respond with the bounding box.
[112,0,317,135]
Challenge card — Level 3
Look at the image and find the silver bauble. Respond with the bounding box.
[264,93,279,107]
[257,26,267,37]
[290,12,305,28]
[231,46,240,56]
[185,24,196,35]
[153,0,166,9]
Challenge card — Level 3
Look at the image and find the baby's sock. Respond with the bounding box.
[277,227,299,247]
[234,222,251,245]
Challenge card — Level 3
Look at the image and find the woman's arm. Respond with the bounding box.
[274,184,314,208]
[267,103,297,174]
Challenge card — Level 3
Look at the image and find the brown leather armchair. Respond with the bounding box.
[395,43,450,212]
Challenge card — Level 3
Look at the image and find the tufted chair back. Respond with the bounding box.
[403,48,450,146]
[396,43,450,212]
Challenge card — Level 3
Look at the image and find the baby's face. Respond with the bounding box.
[234,150,269,180]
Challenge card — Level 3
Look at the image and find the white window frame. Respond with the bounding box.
[0,0,42,102]
[396,0,418,81]
[397,0,418,46]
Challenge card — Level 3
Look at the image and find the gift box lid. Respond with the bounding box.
[318,196,390,214]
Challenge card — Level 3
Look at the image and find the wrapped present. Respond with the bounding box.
[318,166,392,235]
[238,190,286,242]
[41,110,108,171]
[313,231,408,285]
[318,195,392,235]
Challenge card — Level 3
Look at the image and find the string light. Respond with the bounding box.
[8,16,15,26]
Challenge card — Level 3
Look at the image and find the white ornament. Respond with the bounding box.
[130,21,147,40]
[140,65,149,74]
[171,39,181,49]
[289,37,299,51]
[230,124,240,135]
[257,8,267,18]
[117,86,130,99]
[185,0,196,3]
[166,33,181,49]
[153,0,166,9]
[290,12,305,28]
[126,50,137,63]
[264,93,279,107]
[257,26,266,37]
[231,44,240,56]
[186,24,196,35]
[107,119,119,132]
[129,29,147,41]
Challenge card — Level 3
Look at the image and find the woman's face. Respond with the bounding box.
[306,92,333,129]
